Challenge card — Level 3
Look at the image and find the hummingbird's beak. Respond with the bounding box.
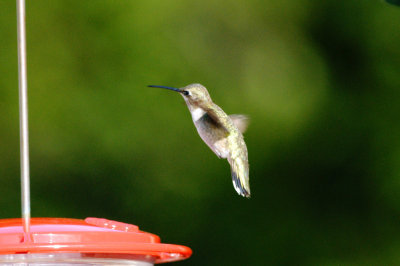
[148,85,183,93]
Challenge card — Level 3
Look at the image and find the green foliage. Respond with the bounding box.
[1,0,400,265]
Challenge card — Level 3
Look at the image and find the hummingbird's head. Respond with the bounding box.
[148,83,212,108]
[180,84,212,106]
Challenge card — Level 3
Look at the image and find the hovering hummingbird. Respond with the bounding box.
[149,84,250,198]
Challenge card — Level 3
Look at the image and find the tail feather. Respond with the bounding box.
[227,131,250,198]
[231,169,251,198]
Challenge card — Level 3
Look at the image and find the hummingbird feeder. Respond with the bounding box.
[0,1,192,264]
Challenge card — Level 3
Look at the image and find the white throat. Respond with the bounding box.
[191,107,206,122]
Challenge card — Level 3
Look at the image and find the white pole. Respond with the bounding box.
[16,0,31,235]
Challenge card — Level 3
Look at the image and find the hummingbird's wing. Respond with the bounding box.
[229,114,249,133]
[195,113,230,159]
[202,105,231,133]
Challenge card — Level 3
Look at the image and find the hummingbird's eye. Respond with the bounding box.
[182,90,190,96]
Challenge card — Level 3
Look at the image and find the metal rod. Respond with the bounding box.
[16,0,31,236]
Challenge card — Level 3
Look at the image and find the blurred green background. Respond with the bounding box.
[1,0,400,265]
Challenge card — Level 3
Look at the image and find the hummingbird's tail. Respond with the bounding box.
[227,138,250,198]
[231,169,251,198]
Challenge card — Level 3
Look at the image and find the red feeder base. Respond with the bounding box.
[0,217,192,265]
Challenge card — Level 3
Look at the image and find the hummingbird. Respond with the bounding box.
[149,84,250,198]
